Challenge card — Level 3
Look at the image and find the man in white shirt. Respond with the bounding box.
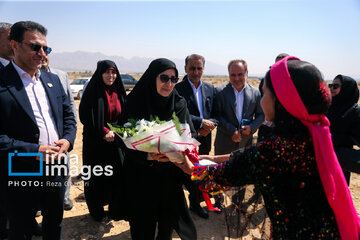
[0,21,76,240]
[214,59,264,155]
[175,54,218,218]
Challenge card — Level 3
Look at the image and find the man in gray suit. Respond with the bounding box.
[214,59,264,155]
[41,54,77,210]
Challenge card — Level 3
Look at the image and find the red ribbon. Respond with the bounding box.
[185,148,220,212]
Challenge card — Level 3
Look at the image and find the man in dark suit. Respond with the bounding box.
[0,22,13,69]
[0,21,76,240]
[175,54,218,218]
[214,59,264,154]
[0,21,13,240]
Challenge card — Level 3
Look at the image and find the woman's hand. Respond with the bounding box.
[104,131,115,142]
[150,152,170,162]
[200,154,231,164]
[199,155,214,161]
[174,154,194,175]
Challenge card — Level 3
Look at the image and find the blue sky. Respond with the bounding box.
[1,0,360,79]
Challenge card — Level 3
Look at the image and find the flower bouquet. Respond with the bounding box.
[108,113,200,163]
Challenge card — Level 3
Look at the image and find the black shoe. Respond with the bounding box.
[64,199,73,211]
[0,231,7,240]
[32,223,42,236]
[190,205,209,219]
[90,212,106,222]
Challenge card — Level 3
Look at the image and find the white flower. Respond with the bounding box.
[124,122,132,128]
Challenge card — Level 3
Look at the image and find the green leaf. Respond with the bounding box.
[172,112,182,136]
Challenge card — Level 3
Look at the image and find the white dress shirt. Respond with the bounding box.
[0,57,10,67]
[12,61,59,146]
[232,84,246,125]
[187,77,204,118]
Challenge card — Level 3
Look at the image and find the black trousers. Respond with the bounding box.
[5,175,65,240]
[0,209,7,239]
[84,174,108,220]
[130,198,197,240]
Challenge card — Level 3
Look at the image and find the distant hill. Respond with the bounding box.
[50,51,228,75]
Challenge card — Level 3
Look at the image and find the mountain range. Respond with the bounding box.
[50,51,229,76]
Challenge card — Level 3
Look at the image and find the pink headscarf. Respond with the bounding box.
[270,56,360,240]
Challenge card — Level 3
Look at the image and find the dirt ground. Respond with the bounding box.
[34,78,360,240]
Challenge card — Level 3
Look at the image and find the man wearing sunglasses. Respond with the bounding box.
[175,54,218,219]
[0,21,76,240]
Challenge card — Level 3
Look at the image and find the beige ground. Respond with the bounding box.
[35,77,360,240]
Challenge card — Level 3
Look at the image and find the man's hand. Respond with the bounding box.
[104,131,115,142]
[54,139,71,155]
[231,130,242,143]
[198,128,211,137]
[201,119,215,131]
[241,125,252,135]
[38,145,60,161]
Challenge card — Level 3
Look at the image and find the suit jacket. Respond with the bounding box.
[50,67,77,122]
[175,76,218,154]
[214,82,264,154]
[0,60,5,70]
[0,62,77,180]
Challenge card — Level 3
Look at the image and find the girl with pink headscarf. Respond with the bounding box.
[177,57,360,239]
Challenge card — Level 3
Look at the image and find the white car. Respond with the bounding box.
[70,78,90,99]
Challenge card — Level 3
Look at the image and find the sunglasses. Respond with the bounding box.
[328,83,340,89]
[159,74,179,84]
[21,42,52,55]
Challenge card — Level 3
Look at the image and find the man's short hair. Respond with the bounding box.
[0,22,12,34]
[185,54,205,66]
[10,21,47,42]
[228,59,247,72]
[275,53,289,63]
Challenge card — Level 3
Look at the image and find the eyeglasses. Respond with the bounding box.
[328,83,340,89]
[159,74,179,84]
[20,42,52,55]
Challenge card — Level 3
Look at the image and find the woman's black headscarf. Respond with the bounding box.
[123,58,188,122]
[79,60,126,137]
[327,74,359,119]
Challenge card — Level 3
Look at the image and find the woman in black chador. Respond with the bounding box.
[79,60,127,221]
[121,58,197,240]
[327,74,360,184]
